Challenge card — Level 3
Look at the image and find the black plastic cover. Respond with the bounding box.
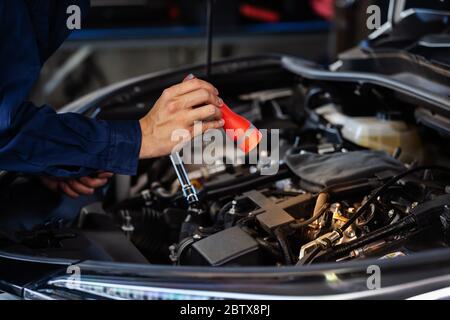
[189,226,261,266]
[286,150,405,192]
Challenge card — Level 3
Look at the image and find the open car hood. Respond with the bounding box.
[1,5,450,300]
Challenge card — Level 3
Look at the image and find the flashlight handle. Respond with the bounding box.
[221,104,251,141]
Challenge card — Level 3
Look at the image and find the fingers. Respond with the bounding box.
[163,78,219,100]
[179,75,223,109]
[97,172,114,179]
[190,119,225,139]
[180,75,225,137]
[79,176,109,189]
[187,104,222,124]
[178,89,223,110]
[42,172,113,199]
[59,181,81,199]
[68,173,112,196]
[67,179,95,195]
[199,119,226,134]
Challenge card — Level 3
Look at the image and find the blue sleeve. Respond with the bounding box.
[0,0,142,178]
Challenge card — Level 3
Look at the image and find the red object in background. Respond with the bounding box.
[310,0,335,20]
[167,0,180,21]
[169,5,181,20]
[240,4,280,23]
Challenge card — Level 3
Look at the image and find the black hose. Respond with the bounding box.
[317,194,450,263]
[304,87,325,112]
[205,166,291,198]
[151,183,176,200]
[255,237,283,259]
[117,208,169,262]
[148,165,290,203]
[301,169,450,264]
[338,166,450,235]
[214,201,235,227]
[274,227,294,265]
[112,195,146,211]
[217,201,234,217]
[290,203,329,229]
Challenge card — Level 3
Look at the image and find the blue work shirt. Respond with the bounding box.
[0,0,141,178]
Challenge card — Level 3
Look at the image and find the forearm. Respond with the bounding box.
[0,103,141,178]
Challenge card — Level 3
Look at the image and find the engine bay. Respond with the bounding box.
[1,54,450,268]
[76,74,450,267]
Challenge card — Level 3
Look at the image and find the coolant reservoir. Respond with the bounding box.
[316,104,423,163]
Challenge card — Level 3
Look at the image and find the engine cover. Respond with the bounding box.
[186,226,263,266]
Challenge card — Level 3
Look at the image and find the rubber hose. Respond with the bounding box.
[119,208,169,261]
[274,227,294,265]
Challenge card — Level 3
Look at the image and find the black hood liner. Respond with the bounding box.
[285,150,405,192]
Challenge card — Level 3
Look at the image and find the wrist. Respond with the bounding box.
[139,118,156,159]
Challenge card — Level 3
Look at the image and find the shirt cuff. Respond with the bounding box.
[105,120,142,175]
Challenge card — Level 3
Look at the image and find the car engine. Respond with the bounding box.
[86,79,450,267]
[2,10,450,266]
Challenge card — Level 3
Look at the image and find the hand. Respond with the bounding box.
[139,75,224,159]
[41,172,113,199]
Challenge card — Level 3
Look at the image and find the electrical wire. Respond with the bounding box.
[302,166,450,264]
[274,227,294,265]
[337,166,450,235]
[290,203,329,229]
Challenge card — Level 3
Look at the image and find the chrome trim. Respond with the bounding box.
[47,273,450,300]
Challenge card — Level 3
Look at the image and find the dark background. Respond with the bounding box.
[30,0,449,108]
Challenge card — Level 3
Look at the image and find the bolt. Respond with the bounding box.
[193,234,202,240]
[346,230,356,238]
[229,200,237,215]
[388,209,395,218]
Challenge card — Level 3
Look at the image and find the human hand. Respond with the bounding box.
[40,172,113,199]
[138,74,224,159]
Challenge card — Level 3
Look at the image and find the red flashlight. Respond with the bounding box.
[221,103,262,154]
